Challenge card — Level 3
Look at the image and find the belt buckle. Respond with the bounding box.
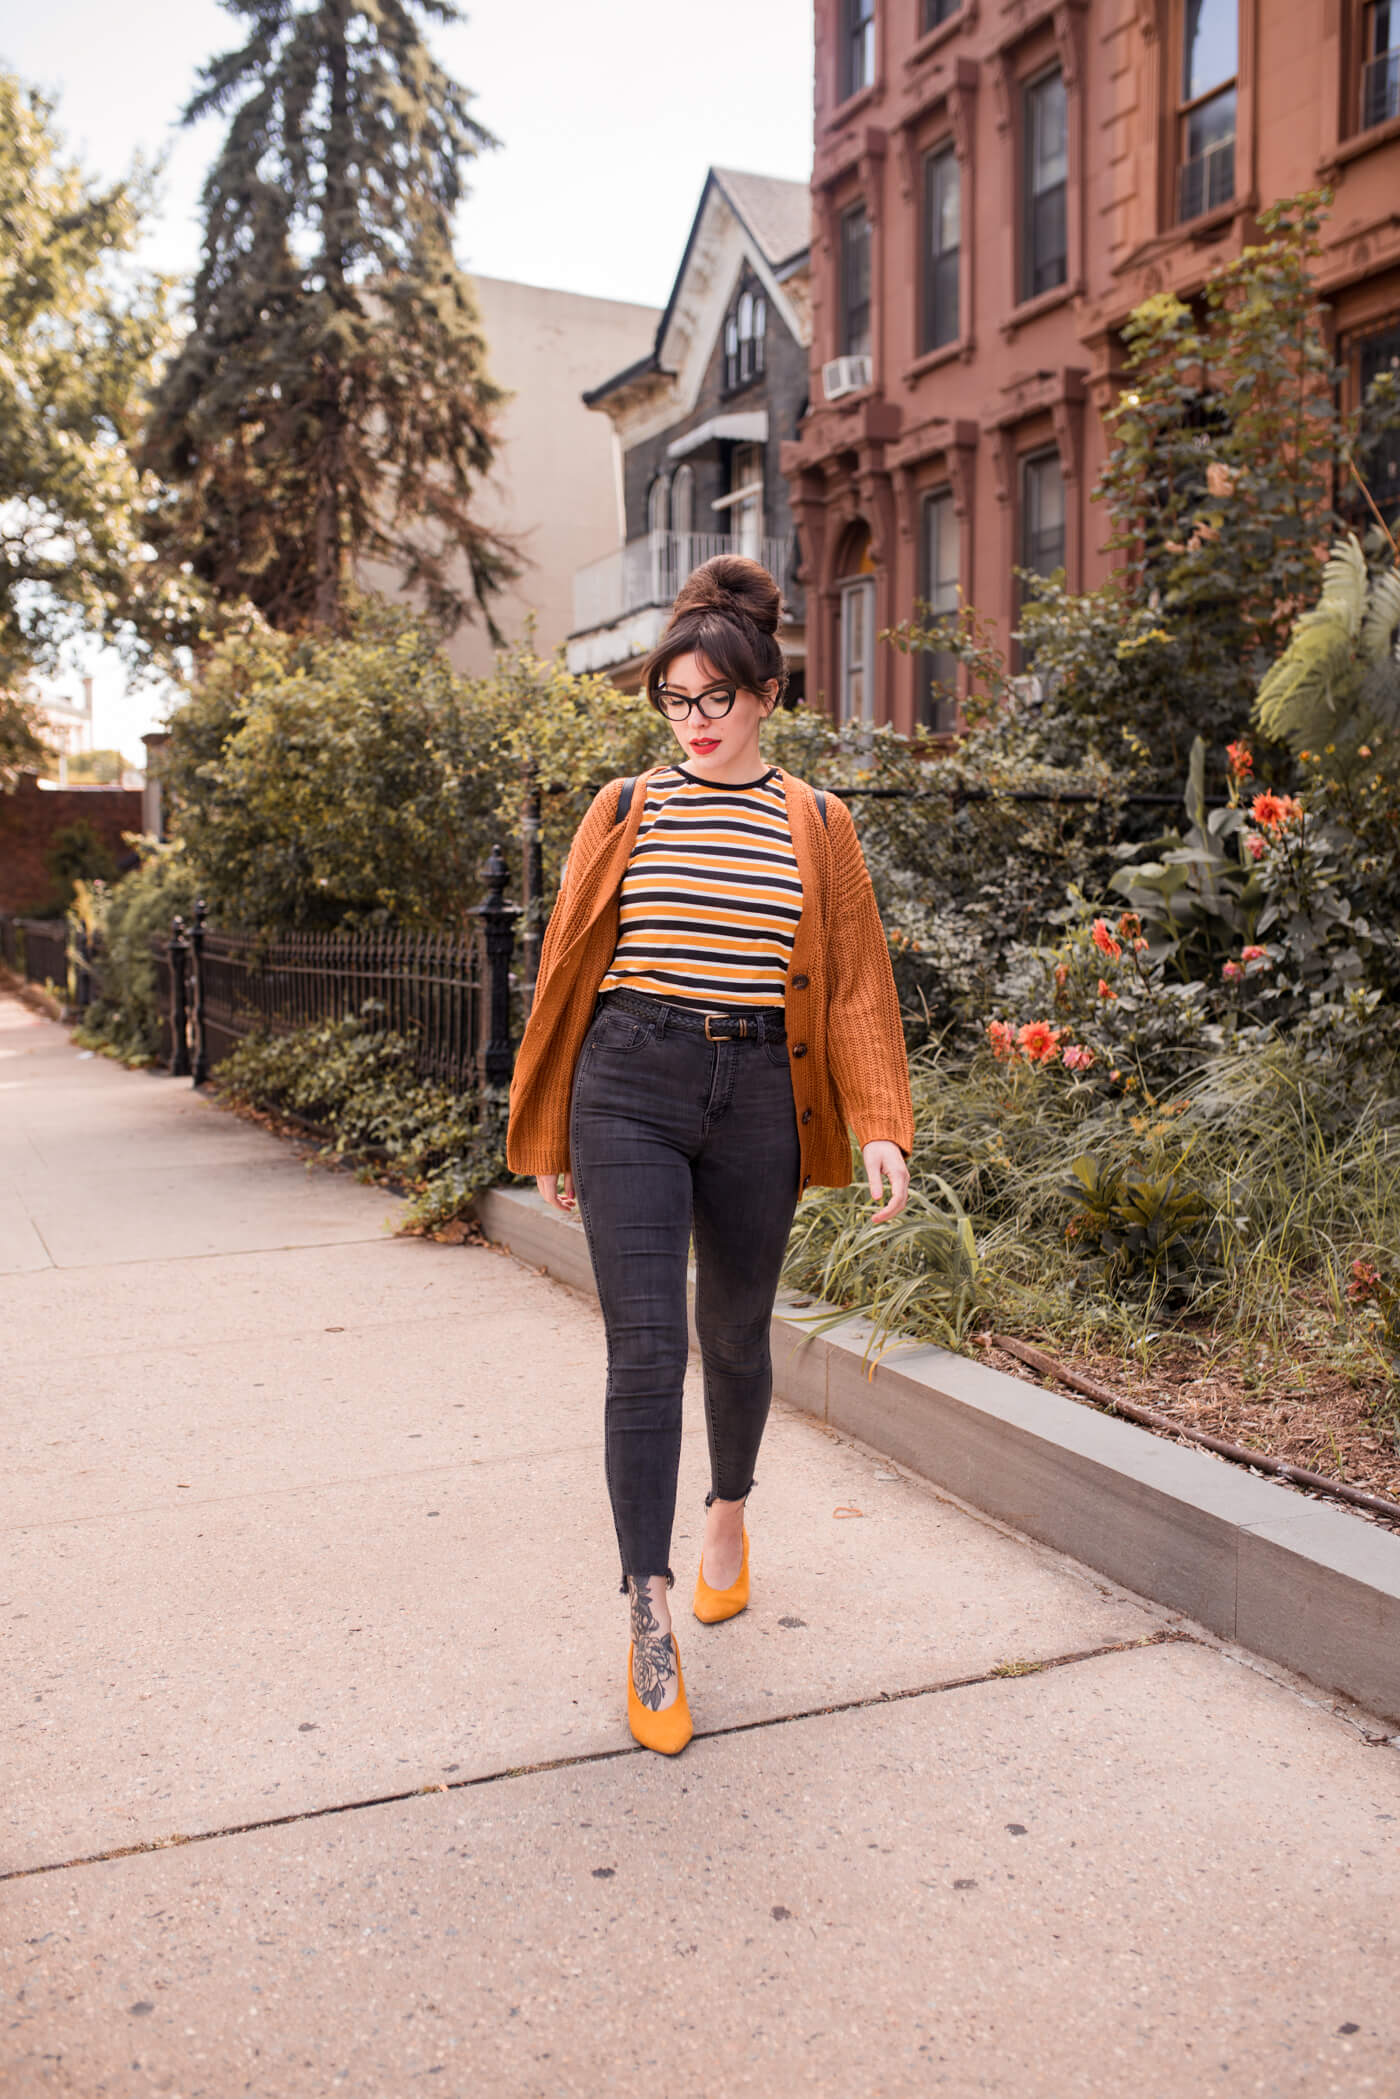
[704,1014,748,1041]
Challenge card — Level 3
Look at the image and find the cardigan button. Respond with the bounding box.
[802,1174,811,1188]
[792,1042,808,1058]
[791,973,809,989]
[800,1107,812,1124]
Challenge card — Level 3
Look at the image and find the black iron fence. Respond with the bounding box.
[151,849,518,1091]
[0,914,104,1006]
[1,914,68,992]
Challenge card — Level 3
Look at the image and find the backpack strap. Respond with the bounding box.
[616,774,639,824]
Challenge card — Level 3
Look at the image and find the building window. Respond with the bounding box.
[841,0,875,102]
[1021,448,1066,588]
[647,473,670,537]
[1022,68,1068,303]
[1362,2,1400,129]
[840,577,876,723]
[841,204,872,358]
[1354,321,1400,528]
[1177,0,1237,221]
[922,145,961,353]
[923,0,960,26]
[672,464,695,540]
[918,489,959,733]
[723,288,768,392]
[837,528,877,724]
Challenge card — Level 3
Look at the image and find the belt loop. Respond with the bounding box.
[655,1000,668,1038]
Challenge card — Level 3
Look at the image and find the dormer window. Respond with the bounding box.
[723,287,768,392]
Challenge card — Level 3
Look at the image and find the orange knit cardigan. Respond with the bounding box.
[505,764,916,1195]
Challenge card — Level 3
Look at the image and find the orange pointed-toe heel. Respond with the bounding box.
[627,1638,693,1755]
[693,1525,749,1624]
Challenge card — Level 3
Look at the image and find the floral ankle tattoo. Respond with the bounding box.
[626,1577,676,1711]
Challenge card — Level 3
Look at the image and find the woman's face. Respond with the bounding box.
[655,651,778,777]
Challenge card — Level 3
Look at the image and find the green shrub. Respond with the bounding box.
[72,842,200,1063]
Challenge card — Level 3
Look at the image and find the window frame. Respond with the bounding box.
[923,0,960,28]
[1174,0,1238,223]
[1021,65,1069,305]
[840,0,876,104]
[917,486,960,734]
[1019,446,1067,597]
[921,141,961,356]
[839,575,877,726]
[840,201,873,360]
[1360,0,1400,130]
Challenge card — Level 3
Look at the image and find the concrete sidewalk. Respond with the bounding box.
[2,988,1397,2097]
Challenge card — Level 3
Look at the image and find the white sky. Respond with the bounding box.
[4,0,815,760]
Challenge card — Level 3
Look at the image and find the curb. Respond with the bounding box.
[474,1183,1400,1728]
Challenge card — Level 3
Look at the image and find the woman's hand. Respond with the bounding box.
[536,1171,576,1214]
[861,1140,910,1225]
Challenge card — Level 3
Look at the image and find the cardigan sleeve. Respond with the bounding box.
[823,797,916,1160]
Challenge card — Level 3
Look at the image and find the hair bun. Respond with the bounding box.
[671,554,781,639]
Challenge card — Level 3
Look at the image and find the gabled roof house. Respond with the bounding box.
[566,167,812,697]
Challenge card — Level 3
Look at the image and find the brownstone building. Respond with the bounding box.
[782,0,1400,730]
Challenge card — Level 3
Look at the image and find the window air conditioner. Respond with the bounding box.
[822,354,872,401]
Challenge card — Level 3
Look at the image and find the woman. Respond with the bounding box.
[506,555,914,1756]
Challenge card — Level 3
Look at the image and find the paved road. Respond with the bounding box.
[3,988,1398,2097]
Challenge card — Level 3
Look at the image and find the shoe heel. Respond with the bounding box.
[693,1526,749,1624]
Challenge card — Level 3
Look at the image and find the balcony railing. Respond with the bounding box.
[572,532,792,636]
[1363,48,1400,130]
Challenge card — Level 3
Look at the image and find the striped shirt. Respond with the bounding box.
[597,764,803,1009]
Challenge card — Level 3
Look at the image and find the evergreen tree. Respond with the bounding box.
[143,0,514,638]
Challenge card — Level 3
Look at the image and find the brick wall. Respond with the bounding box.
[0,776,144,914]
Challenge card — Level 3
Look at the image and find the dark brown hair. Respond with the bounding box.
[641,554,789,712]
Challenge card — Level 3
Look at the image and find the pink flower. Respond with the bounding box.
[1063,1044,1096,1072]
[1240,944,1268,964]
[987,1020,1017,1062]
[1091,918,1122,962]
[1222,960,1242,981]
[1246,833,1266,861]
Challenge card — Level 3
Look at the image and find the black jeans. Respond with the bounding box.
[568,986,803,1588]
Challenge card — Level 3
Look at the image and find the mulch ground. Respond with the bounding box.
[979,1332,1400,1531]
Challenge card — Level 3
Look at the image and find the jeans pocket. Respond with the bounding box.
[763,1037,792,1069]
[591,1008,650,1055]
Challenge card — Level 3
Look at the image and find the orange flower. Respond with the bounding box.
[1250,790,1303,831]
[1098,979,1118,1001]
[986,1020,1017,1062]
[1117,911,1142,938]
[1054,962,1069,989]
[1016,1020,1063,1064]
[1091,918,1122,961]
[1226,740,1253,780]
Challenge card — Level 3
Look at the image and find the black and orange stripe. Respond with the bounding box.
[597,764,802,1009]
